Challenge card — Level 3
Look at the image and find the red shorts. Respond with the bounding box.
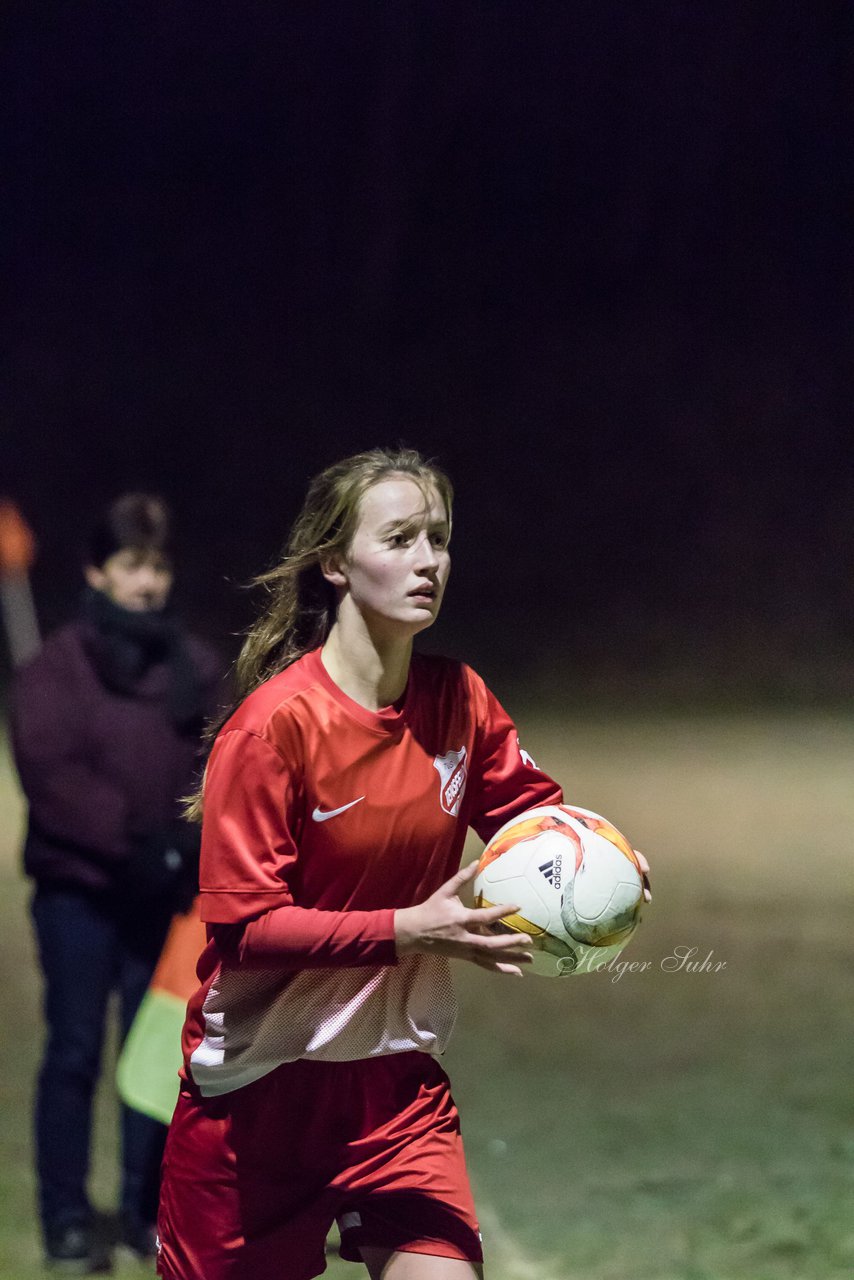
[156,1053,482,1280]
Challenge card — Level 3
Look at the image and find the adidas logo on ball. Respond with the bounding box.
[538,856,563,890]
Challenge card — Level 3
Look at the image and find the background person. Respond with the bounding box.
[157,448,648,1280]
[10,493,222,1271]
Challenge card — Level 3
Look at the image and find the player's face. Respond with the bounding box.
[337,477,451,635]
[85,548,174,612]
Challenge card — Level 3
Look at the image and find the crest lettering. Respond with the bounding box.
[432,745,468,816]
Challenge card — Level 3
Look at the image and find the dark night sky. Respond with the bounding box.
[2,3,849,698]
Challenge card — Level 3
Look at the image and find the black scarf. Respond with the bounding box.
[81,588,206,731]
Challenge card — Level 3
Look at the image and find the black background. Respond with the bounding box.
[3,3,849,700]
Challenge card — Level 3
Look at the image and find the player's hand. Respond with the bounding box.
[394,860,534,977]
[634,849,652,903]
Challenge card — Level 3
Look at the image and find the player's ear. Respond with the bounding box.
[319,553,348,589]
[84,564,106,592]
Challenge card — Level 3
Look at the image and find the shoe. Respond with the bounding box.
[118,1213,159,1260]
[44,1223,111,1273]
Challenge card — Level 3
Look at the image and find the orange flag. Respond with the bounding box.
[0,500,40,666]
[0,500,36,573]
[0,496,39,665]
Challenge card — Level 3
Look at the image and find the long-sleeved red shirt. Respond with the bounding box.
[183,647,562,1095]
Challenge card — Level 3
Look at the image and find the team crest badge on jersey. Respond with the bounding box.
[433,746,468,816]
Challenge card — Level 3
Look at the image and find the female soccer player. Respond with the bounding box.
[157,448,648,1280]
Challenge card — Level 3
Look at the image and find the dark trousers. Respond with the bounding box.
[31,884,172,1235]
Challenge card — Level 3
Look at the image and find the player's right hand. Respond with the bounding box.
[394,860,533,977]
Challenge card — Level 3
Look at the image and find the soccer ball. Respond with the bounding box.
[473,804,645,977]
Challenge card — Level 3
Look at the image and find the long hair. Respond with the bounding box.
[185,447,452,821]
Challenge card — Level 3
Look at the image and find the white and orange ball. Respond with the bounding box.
[473,804,645,977]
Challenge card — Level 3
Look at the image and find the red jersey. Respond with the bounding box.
[184,647,562,1095]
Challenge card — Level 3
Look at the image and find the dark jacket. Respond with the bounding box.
[11,600,222,893]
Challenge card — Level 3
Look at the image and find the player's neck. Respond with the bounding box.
[321,621,412,711]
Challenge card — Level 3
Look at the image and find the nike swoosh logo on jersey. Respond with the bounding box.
[311,797,365,822]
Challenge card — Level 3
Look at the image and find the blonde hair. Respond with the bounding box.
[185,447,452,821]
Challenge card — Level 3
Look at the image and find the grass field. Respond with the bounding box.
[2,710,853,1279]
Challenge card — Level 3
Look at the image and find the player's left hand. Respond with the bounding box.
[634,850,652,903]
